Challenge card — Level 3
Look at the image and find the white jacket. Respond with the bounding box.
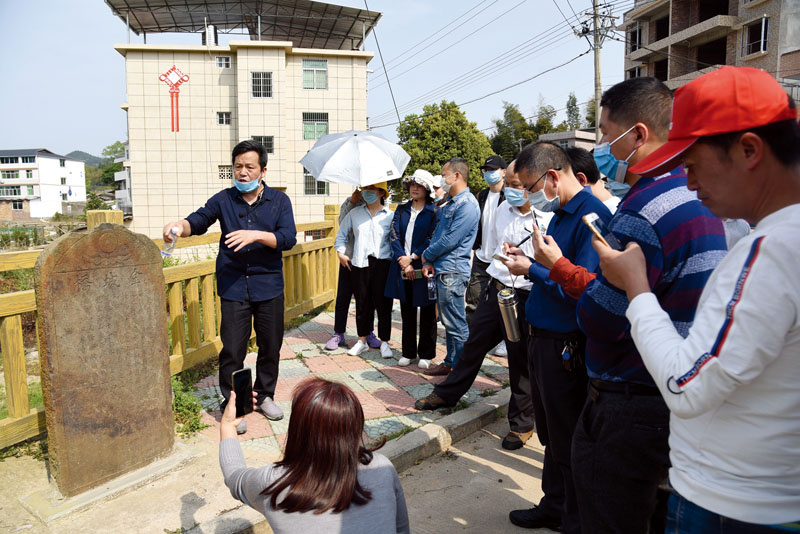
[626,204,800,524]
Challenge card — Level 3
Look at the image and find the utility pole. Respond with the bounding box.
[576,2,617,142]
[593,0,602,142]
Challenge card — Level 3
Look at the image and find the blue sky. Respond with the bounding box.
[0,0,632,157]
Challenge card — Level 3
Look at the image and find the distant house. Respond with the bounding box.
[0,149,87,221]
[539,129,597,151]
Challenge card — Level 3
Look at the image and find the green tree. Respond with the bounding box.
[85,165,102,189]
[101,141,126,161]
[566,92,581,130]
[100,162,122,186]
[489,102,537,161]
[397,100,493,195]
[584,97,597,128]
[531,98,558,137]
[84,192,111,214]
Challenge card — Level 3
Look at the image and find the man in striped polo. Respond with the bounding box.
[570,77,727,533]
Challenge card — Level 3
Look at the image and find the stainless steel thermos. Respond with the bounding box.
[497,287,520,342]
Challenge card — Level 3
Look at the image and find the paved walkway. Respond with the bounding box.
[191,302,510,453]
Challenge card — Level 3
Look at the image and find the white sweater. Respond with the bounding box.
[625,204,800,525]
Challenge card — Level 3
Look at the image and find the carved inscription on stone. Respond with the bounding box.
[35,223,174,497]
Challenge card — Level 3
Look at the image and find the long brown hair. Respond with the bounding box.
[261,378,375,513]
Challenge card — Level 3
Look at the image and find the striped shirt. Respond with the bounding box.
[577,167,727,386]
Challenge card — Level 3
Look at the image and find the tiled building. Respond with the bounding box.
[107,0,379,238]
[0,149,86,221]
[620,0,800,97]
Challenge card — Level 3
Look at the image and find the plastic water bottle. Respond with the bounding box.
[161,226,181,257]
[427,274,438,301]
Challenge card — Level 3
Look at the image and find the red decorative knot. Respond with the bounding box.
[159,65,190,132]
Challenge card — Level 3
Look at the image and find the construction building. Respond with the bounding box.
[620,0,800,99]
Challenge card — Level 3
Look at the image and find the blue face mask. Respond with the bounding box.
[234,178,260,193]
[607,180,632,197]
[528,177,560,213]
[483,169,503,185]
[361,189,379,204]
[593,124,638,183]
[504,187,527,207]
[434,195,444,203]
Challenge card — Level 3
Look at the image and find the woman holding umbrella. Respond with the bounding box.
[385,170,440,368]
[334,182,395,358]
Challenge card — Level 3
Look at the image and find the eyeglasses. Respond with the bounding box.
[525,167,561,193]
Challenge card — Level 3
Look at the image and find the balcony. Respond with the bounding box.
[627,15,738,62]
[619,0,670,30]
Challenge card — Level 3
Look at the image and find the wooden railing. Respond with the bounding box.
[0,207,341,449]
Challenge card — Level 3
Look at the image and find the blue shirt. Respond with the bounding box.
[422,188,480,277]
[186,185,297,303]
[334,204,393,268]
[526,190,612,333]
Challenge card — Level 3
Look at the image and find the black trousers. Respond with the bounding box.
[527,328,588,534]
[399,280,436,360]
[434,282,536,433]
[218,294,284,409]
[334,263,355,334]
[351,256,393,341]
[572,384,671,534]
[465,257,491,327]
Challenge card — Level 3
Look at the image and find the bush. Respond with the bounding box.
[171,376,209,437]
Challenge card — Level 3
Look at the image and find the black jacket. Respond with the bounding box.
[472,187,505,251]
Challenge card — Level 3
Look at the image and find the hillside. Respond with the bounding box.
[66,150,105,168]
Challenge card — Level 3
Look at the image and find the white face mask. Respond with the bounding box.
[441,173,456,194]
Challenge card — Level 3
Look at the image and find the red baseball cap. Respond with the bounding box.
[630,66,797,177]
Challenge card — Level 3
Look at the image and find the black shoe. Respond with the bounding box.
[501,429,534,451]
[509,506,561,530]
[414,392,453,411]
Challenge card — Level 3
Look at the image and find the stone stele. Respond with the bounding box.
[34,223,174,497]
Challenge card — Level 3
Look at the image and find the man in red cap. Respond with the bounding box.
[595,66,800,530]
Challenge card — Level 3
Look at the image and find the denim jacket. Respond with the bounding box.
[422,188,480,277]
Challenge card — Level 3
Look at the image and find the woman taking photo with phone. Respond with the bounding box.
[334,182,395,358]
[219,377,410,533]
[384,170,439,368]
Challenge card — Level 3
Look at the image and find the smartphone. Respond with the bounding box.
[492,252,512,263]
[231,368,254,418]
[582,213,622,250]
[400,268,424,280]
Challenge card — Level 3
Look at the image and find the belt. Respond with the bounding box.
[588,378,660,398]
[493,279,530,297]
[528,325,582,342]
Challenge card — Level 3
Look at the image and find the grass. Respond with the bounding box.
[480,389,497,397]
[0,436,48,462]
[0,381,43,419]
[171,360,218,437]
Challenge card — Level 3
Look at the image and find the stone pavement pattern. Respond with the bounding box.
[193,302,510,455]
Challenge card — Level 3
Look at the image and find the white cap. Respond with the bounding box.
[404,169,436,193]
[431,174,443,188]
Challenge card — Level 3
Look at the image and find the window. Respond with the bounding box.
[12,201,22,210]
[251,72,273,98]
[26,186,33,195]
[303,167,329,195]
[59,159,65,167]
[0,186,21,196]
[304,229,326,241]
[218,165,233,181]
[742,16,769,56]
[302,112,329,140]
[302,59,328,89]
[1,170,19,179]
[626,66,643,79]
[0,156,19,164]
[215,56,231,68]
[21,156,34,163]
[62,193,68,201]
[627,22,641,53]
[26,170,33,178]
[654,16,670,42]
[654,59,668,81]
[252,136,275,153]
[60,177,66,185]
[217,112,232,125]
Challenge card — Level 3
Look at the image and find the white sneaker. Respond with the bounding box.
[418,359,432,369]
[492,341,508,357]
[348,339,368,356]
[397,357,412,367]
[380,341,393,358]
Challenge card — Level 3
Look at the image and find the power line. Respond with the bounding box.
[364,0,401,124]
[369,49,593,130]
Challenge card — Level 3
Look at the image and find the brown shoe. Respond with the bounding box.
[422,362,452,376]
[502,429,534,450]
[414,392,453,411]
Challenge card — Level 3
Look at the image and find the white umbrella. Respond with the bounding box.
[299,130,411,187]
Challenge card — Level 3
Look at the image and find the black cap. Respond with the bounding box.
[480,155,507,170]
